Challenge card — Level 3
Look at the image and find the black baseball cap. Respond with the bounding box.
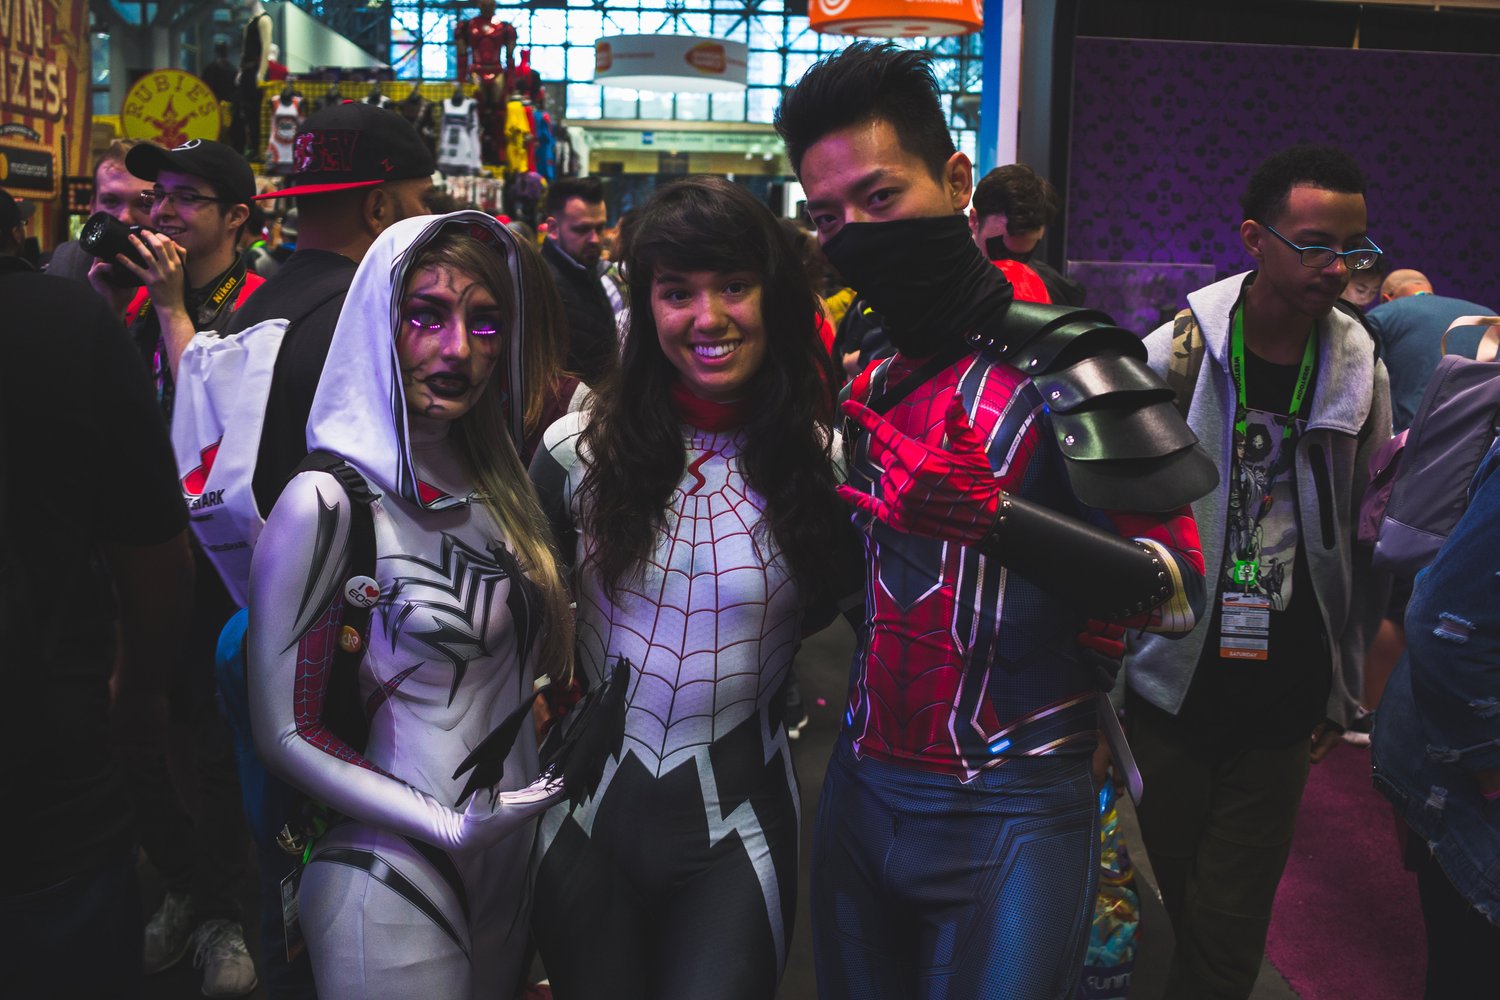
[127,139,257,205]
[258,102,435,200]
[0,186,22,231]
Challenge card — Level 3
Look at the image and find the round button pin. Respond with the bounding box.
[338,626,363,654]
[345,575,381,609]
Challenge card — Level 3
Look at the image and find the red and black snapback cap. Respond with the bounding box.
[258,102,436,200]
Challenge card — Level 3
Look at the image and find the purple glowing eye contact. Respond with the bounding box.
[406,316,500,336]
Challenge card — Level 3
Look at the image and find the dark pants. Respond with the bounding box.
[1414,844,1500,999]
[811,741,1099,1000]
[1129,697,1310,1000]
[126,558,248,921]
[238,76,263,159]
[0,843,143,999]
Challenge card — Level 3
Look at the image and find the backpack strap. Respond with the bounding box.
[292,449,378,753]
[1166,307,1204,419]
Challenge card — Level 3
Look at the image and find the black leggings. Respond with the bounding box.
[532,713,798,1000]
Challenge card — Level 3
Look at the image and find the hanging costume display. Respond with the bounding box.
[439,95,484,176]
[247,212,559,997]
[455,13,516,91]
[528,386,823,999]
[811,215,1213,997]
[265,92,303,175]
[504,100,531,175]
[399,88,439,158]
[237,6,272,157]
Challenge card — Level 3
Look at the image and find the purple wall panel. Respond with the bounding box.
[1066,37,1500,321]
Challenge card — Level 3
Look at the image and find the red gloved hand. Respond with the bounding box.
[836,393,1014,545]
[1077,618,1127,691]
[1077,619,1126,659]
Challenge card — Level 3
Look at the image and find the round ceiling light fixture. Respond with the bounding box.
[809,0,983,37]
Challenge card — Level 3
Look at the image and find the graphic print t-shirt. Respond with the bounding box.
[1177,332,1331,747]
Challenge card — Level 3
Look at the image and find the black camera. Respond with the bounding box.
[79,211,157,286]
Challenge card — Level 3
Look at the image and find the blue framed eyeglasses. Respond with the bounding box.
[1261,223,1383,271]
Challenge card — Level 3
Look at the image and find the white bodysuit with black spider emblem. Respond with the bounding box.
[248,429,544,998]
[528,408,810,993]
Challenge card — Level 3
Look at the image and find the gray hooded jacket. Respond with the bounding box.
[1127,271,1392,728]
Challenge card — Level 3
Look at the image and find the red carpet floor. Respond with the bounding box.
[1265,743,1425,1000]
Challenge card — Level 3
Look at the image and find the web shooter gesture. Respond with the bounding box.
[837,393,1019,545]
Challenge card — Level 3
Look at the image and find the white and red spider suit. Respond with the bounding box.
[526,386,840,999]
[248,212,560,998]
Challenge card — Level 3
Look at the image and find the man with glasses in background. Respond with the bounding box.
[89,138,264,418]
[87,136,265,999]
[44,138,155,286]
[1124,144,1392,1000]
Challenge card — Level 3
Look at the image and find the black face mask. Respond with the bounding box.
[824,214,1013,357]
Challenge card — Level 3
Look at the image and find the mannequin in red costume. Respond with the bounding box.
[454,0,514,162]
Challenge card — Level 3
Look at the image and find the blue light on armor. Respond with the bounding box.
[989,738,1012,754]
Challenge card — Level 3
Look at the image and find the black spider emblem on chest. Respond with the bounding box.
[378,532,540,706]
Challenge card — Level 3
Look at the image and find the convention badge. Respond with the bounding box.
[344,575,381,609]
[1219,592,1271,661]
[280,867,305,963]
[338,625,363,654]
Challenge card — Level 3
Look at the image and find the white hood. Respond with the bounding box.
[306,211,532,509]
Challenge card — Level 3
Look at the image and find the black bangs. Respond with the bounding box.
[621,178,779,286]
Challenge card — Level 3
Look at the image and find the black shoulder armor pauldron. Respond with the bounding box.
[967,301,1219,512]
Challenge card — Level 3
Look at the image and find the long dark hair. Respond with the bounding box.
[578,176,847,602]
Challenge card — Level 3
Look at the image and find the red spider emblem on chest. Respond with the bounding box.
[685,451,715,495]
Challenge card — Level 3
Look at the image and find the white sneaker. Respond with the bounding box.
[191,919,259,998]
[142,890,194,974]
[787,713,811,741]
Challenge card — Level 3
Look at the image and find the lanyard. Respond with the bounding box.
[1229,309,1315,440]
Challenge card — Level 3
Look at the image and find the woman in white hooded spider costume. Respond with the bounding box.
[247,211,574,997]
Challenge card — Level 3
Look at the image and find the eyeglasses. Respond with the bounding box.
[1261,223,1383,271]
[143,187,237,210]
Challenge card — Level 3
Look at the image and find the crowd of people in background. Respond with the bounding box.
[2,37,1497,1000]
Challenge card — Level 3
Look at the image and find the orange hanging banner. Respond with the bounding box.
[809,0,984,37]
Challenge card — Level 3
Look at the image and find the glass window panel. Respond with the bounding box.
[956,131,977,164]
[566,83,602,119]
[531,9,567,40]
[747,87,779,124]
[715,13,750,40]
[638,90,674,120]
[530,46,566,78]
[783,50,818,83]
[711,90,746,122]
[675,12,712,35]
[603,87,639,119]
[748,17,780,51]
[747,51,780,87]
[568,45,597,82]
[92,33,110,86]
[675,91,709,121]
[602,11,640,34]
[384,4,979,132]
[566,10,603,44]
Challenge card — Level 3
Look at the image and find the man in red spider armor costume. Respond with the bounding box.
[777,43,1217,997]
